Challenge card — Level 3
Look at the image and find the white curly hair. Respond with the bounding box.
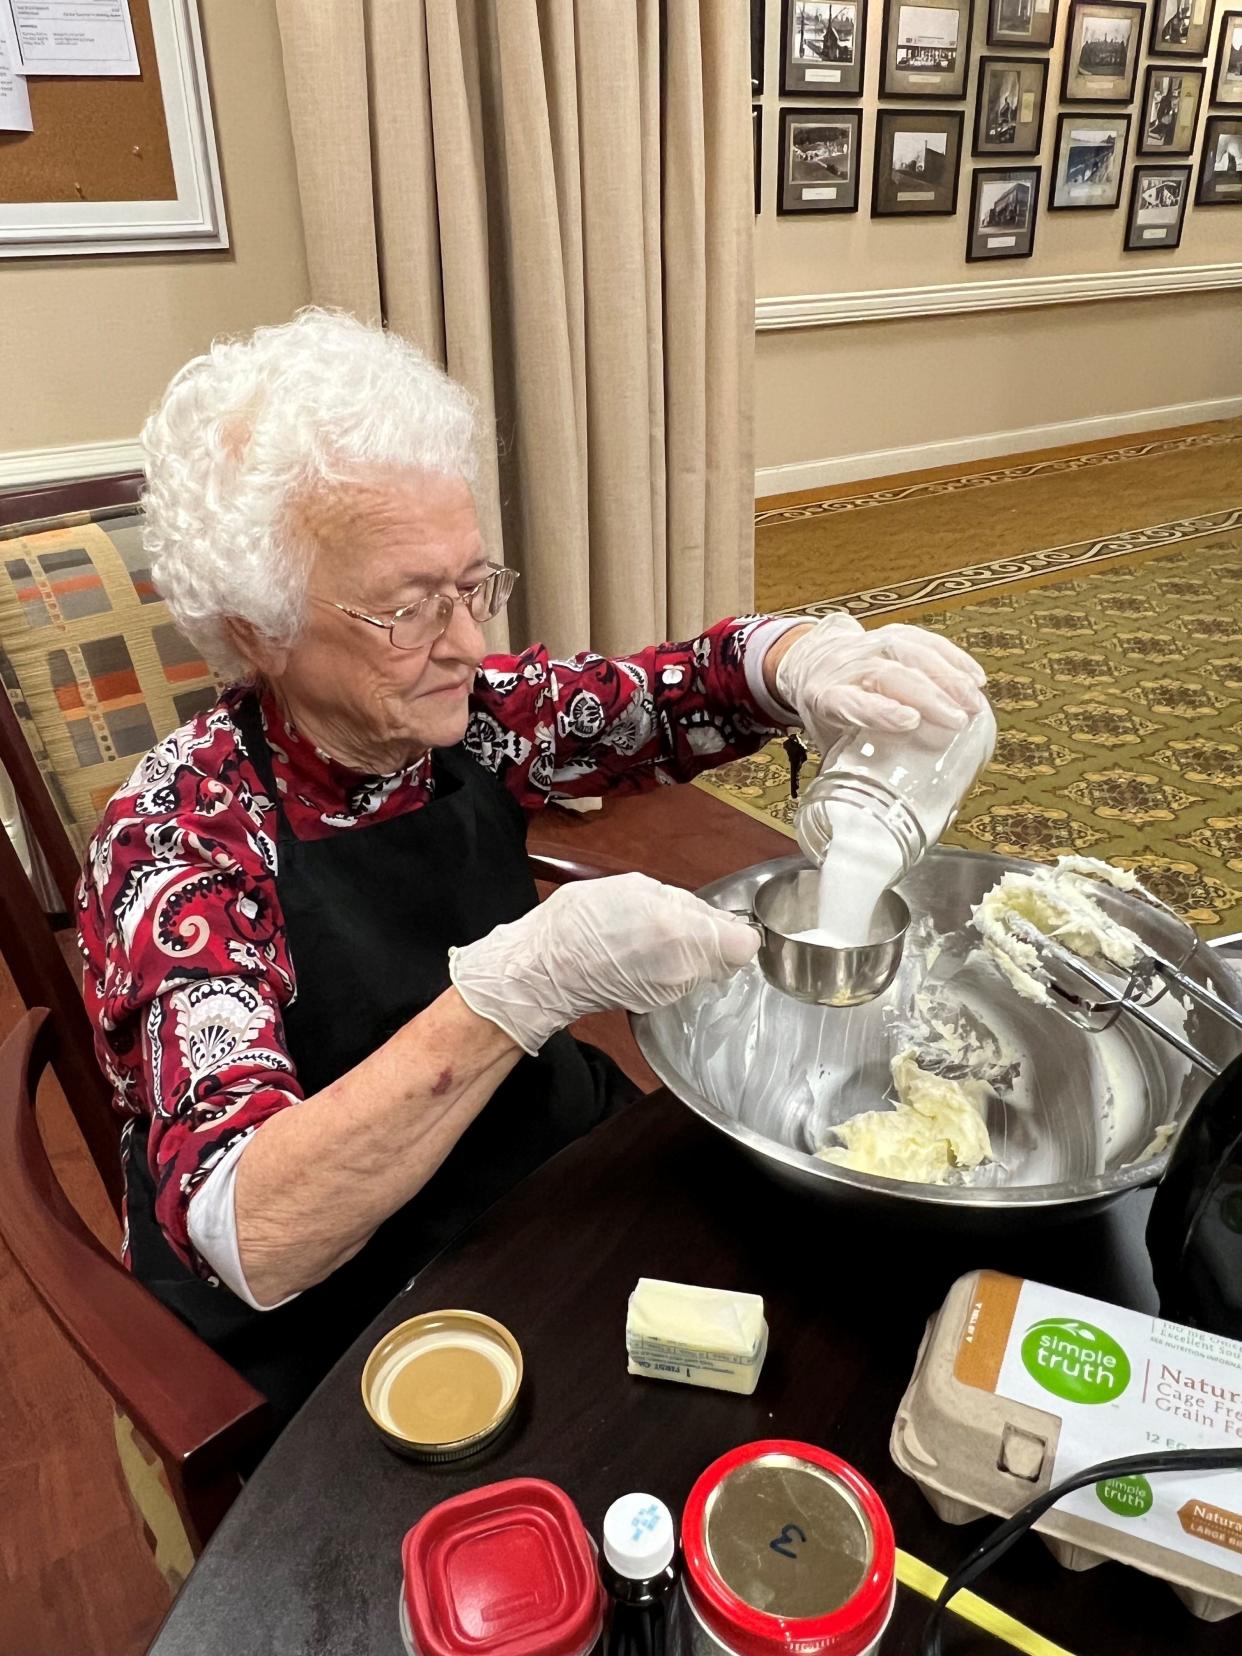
[141,308,479,679]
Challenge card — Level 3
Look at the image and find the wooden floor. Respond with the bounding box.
[0,948,170,1656]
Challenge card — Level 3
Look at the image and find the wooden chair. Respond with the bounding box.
[0,1006,270,1551]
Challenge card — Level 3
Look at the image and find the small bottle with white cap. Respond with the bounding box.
[599,1492,680,1656]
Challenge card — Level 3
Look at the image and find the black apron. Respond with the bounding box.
[125,694,631,1426]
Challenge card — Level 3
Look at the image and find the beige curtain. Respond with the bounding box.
[273,0,754,657]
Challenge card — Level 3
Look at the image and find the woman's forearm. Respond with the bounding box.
[232,987,521,1304]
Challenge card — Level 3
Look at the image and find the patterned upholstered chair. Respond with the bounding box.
[0,484,268,1583]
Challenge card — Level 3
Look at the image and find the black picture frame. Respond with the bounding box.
[781,0,868,96]
[777,106,864,212]
[872,108,965,214]
[1048,109,1132,207]
[966,165,1042,256]
[1197,113,1242,201]
[880,0,975,99]
[1137,64,1206,154]
[754,106,763,213]
[1148,0,1214,59]
[1061,1,1144,103]
[1124,163,1193,245]
[753,0,766,94]
[972,56,1049,154]
[1212,12,1242,106]
[986,0,1060,47]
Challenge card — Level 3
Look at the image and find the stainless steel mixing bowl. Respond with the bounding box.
[634,849,1242,1222]
[738,867,911,1008]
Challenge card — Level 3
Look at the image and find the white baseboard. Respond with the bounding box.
[0,438,145,490]
[755,395,1242,499]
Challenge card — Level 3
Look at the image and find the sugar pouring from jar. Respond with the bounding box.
[793,698,998,949]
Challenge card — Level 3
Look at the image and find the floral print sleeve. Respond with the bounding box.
[466,614,790,807]
[78,702,302,1275]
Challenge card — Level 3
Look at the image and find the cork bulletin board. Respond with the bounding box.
[0,0,176,204]
[0,0,225,256]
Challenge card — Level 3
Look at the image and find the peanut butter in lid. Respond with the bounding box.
[361,1310,522,1460]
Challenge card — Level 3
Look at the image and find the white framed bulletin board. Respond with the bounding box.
[0,0,226,257]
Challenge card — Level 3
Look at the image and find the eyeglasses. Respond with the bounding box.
[312,562,519,651]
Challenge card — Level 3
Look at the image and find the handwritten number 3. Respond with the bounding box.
[769,1523,807,1560]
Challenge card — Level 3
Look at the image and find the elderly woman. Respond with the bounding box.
[79,310,986,1420]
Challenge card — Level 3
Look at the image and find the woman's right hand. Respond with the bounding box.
[449,871,759,1054]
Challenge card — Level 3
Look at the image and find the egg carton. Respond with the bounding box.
[891,1271,1242,1624]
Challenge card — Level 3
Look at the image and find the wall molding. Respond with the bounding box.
[754,395,1242,498]
[0,439,145,491]
[755,263,1242,330]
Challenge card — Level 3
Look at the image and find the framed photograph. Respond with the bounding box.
[781,0,867,96]
[1049,111,1131,206]
[753,0,766,94]
[1213,12,1242,106]
[973,57,1049,154]
[1138,65,1205,153]
[754,106,763,213]
[1124,164,1192,245]
[1197,113,1242,201]
[1061,2,1144,103]
[778,107,863,211]
[872,109,965,213]
[1148,0,1214,58]
[967,165,1041,256]
[881,0,974,99]
[986,0,1060,48]
[0,0,226,258]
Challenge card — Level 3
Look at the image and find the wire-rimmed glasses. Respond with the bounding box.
[312,562,518,650]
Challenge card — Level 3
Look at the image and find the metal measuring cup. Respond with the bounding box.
[732,867,911,1008]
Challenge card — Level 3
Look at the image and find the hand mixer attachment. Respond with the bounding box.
[976,861,1242,1077]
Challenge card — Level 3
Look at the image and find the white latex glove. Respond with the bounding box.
[449,871,760,1054]
[774,614,988,744]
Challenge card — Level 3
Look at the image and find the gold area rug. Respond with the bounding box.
[700,509,1242,939]
[755,421,1242,611]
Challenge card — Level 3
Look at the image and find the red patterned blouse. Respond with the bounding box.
[76,616,795,1276]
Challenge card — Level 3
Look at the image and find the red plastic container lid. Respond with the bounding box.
[681,1441,895,1656]
[402,1477,605,1656]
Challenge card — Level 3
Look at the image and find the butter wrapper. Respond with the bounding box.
[626,1278,768,1396]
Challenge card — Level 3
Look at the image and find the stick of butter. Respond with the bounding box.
[626,1278,768,1395]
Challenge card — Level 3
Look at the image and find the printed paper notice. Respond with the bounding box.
[986,234,1017,248]
[0,5,32,129]
[10,0,139,77]
[806,67,842,82]
[804,185,839,199]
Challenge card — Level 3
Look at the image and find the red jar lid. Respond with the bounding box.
[682,1441,895,1656]
[402,1477,605,1656]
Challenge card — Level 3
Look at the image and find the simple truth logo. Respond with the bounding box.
[1020,1317,1132,1405]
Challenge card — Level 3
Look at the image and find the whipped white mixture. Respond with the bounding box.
[972,856,1145,1003]
[817,1048,993,1182]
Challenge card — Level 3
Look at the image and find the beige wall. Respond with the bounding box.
[755,3,1242,480]
[0,0,310,454]
[756,290,1242,471]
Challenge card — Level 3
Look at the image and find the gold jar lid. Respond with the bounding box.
[361,1310,523,1461]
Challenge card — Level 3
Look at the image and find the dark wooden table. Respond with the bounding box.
[149,1089,1233,1656]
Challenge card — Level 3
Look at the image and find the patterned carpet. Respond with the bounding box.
[700,437,1242,939]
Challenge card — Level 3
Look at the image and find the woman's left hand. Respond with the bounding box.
[768,614,988,750]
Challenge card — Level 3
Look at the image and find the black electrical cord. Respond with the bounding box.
[921,1445,1242,1656]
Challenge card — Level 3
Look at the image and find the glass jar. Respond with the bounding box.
[795,703,997,882]
[680,1441,895,1655]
